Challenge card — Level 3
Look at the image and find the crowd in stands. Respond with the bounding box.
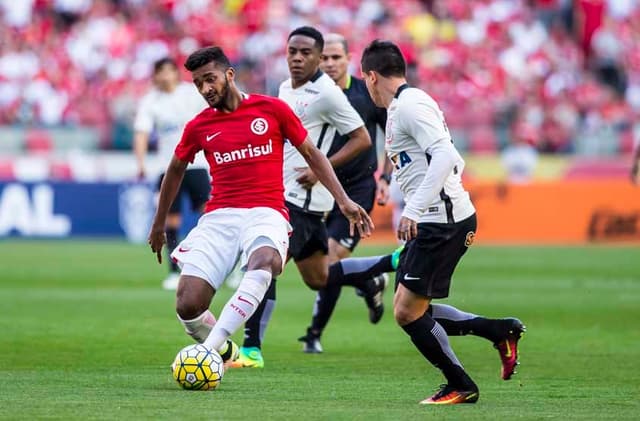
[1,0,639,155]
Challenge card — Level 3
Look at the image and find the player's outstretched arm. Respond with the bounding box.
[398,139,457,242]
[294,126,371,189]
[148,155,188,263]
[296,139,374,237]
[327,125,371,169]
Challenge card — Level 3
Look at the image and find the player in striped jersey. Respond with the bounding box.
[298,33,398,353]
[361,40,525,405]
[232,27,385,368]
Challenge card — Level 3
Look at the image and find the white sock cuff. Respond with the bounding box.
[177,310,216,343]
[238,269,272,300]
[177,309,215,324]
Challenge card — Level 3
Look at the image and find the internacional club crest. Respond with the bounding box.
[251,117,268,135]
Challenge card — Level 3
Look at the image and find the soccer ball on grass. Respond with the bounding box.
[171,344,224,390]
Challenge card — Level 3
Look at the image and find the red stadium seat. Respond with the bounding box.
[0,160,14,180]
[619,129,635,154]
[564,159,630,179]
[49,161,72,180]
[468,126,498,154]
[25,129,53,155]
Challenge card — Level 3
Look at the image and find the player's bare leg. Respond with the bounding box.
[162,213,182,290]
[174,274,237,363]
[394,284,479,405]
[175,274,214,322]
[328,238,351,264]
[296,251,330,291]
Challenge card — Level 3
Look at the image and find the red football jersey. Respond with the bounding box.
[175,94,308,219]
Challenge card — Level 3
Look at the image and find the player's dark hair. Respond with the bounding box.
[361,40,406,77]
[184,46,231,72]
[288,26,324,51]
[153,57,178,74]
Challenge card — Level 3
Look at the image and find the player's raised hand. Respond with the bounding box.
[148,224,167,263]
[294,167,318,190]
[397,216,417,242]
[339,199,374,238]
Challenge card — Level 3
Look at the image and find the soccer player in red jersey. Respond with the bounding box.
[147,46,373,362]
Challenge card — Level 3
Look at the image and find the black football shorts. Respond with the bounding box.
[395,214,477,299]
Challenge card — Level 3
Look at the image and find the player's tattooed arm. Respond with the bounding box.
[148,155,188,263]
[296,138,374,237]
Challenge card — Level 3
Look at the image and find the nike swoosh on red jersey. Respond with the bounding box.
[206,132,222,141]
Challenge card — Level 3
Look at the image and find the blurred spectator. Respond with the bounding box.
[501,122,539,183]
[0,0,639,158]
[631,118,640,183]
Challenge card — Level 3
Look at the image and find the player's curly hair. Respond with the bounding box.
[184,46,231,72]
[361,40,406,78]
[288,26,324,52]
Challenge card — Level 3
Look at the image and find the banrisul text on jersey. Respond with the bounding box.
[213,139,273,164]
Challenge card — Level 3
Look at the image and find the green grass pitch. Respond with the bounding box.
[1,240,639,420]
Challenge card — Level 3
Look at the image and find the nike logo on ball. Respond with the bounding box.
[206,132,222,141]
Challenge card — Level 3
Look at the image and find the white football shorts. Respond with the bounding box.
[170,207,291,290]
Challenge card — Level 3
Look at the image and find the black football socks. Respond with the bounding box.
[401,312,477,390]
[308,262,350,335]
[331,255,393,289]
[309,255,393,335]
[429,303,506,343]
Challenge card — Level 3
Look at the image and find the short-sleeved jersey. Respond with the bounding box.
[175,93,308,219]
[385,85,475,224]
[134,82,208,171]
[327,75,387,185]
[279,70,364,213]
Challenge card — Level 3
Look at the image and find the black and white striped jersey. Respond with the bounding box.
[385,84,475,224]
[279,70,364,212]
